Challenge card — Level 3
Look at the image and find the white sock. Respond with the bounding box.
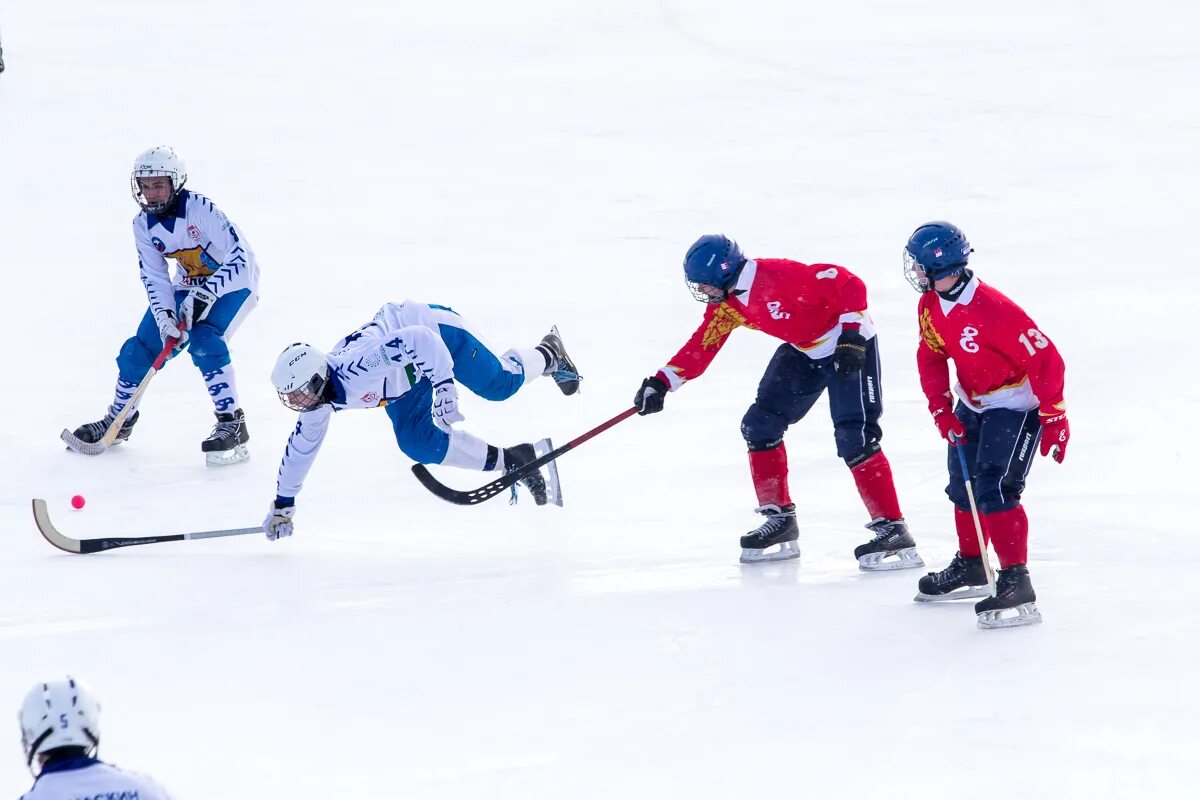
[204,365,241,415]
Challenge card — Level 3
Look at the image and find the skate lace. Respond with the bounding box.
[210,418,241,438]
[550,366,580,385]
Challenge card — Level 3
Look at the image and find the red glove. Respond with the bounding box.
[1040,412,1069,463]
[931,406,965,444]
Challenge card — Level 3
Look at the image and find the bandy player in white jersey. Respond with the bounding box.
[18,677,176,800]
[263,301,583,539]
[69,146,260,465]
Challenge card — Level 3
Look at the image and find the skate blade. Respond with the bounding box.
[858,547,925,572]
[913,586,991,603]
[533,437,562,507]
[206,444,249,467]
[977,602,1043,629]
[60,429,111,456]
[740,540,800,564]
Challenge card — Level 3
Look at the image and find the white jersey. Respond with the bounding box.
[22,758,175,800]
[274,301,467,499]
[133,189,260,319]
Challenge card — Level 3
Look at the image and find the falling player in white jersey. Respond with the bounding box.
[18,677,176,800]
[264,300,583,539]
[69,146,260,466]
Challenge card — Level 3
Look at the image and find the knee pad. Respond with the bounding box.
[741,404,787,449]
[187,325,231,372]
[841,441,881,468]
[116,336,156,383]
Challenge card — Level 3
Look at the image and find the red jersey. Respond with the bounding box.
[659,258,874,389]
[916,275,1066,417]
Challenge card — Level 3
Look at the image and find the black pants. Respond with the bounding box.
[740,338,884,465]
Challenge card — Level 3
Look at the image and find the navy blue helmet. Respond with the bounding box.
[903,221,972,292]
[683,234,746,303]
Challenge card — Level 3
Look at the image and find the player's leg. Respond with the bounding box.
[71,304,181,444]
[737,344,827,563]
[385,380,552,505]
[827,337,922,570]
[189,289,255,465]
[915,404,991,600]
[969,407,1042,626]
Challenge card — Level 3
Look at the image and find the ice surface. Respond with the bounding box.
[1,1,1197,796]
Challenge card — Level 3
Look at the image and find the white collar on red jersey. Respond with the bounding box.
[938,273,980,316]
[731,259,758,302]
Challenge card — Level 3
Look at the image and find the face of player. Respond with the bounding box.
[693,283,726,303]
[137,176,173,207]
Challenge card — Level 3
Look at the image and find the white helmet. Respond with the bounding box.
[272,343,331,411]
[131,145,187,213]
[19,678,101,772]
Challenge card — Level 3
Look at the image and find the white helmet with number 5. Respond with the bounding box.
[272,343,331,412]
[19,677,101,772]
[131,145,187,213]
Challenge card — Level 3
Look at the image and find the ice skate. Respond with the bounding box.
[913,552,991,602]
[67,410,140,449]
[854,517,924,572]
[739,504,800,564]
[202,409,249,466]
[504,439,562,506]
[538,325,582,396]
[975,564,1042,629]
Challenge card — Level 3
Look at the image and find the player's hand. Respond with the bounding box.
[153,309,186,348]
[833,327,867,374]
[634,375,668,415]
[431,379,465,432]
[1039,412,1069,463]
[932,406,965,444]
[179,286,217,330]
[264,501,295,541]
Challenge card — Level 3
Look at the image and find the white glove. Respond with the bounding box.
[264,504,295,541]
[431,379,465,432]
[179,286,217,330]
[153,309,185,348]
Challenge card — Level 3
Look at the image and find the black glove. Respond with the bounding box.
[634,375,669,415]
[833,328,867,374]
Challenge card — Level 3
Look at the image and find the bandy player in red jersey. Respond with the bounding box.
[904,221,1068,629]
[632,234,924,570]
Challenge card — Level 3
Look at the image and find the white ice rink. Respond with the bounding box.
[1,1,1198,797]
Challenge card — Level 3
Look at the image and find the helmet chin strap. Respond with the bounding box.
[935,268,973,301]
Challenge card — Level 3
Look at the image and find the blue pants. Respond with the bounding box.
[740,339,885,466]
[117,289,252,383]
[384,317,526,464]
[946,403,1041,513]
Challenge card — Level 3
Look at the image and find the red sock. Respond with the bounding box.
[748,446,791,508]
[849,452,902,520]
[955,507,988,557]
[984,506,1029,568]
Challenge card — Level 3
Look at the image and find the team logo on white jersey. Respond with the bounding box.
[767,301,790,320]
[187,224,202,242]
[151,236,166,252]
[361,391,379,404]
[959,326,980,353]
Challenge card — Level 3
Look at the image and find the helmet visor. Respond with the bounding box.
[277,376,327,412]
[903,250,930,292]
[685,278,726,304]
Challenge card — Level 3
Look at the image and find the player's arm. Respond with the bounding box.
[916,311,962,443]
[264,404,333,540]
[635,303,736,414]
[133,218,174,317]
[998,308,1069,461]
[820,265,870,373]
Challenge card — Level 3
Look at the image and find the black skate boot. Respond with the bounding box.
[975,564,1042,629]
[504,443,550,505]
[854,518,924,572]
[913,552,990,603]
[739,504,800,564]
[202,408,249,466]
[72,410,140,445]
[536,326,583,396]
